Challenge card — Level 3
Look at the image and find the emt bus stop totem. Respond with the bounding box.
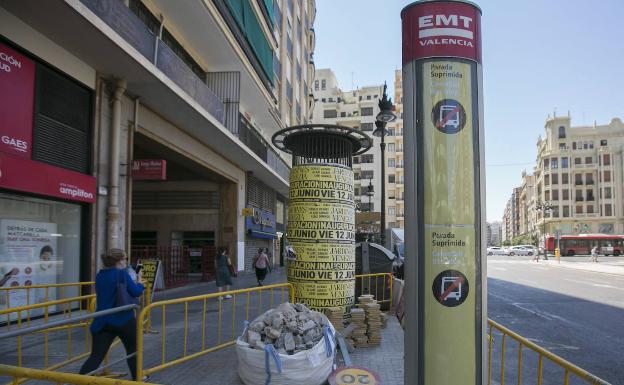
[273,125,372,313]
[402,1,486,384]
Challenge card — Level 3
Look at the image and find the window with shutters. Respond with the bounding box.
[361,123,374,132]
[33,64,92,173]
[247,176,276,213]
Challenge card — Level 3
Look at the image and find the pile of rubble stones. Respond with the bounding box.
[242,302,330,355]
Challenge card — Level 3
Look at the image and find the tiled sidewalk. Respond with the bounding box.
[1,268,405,385]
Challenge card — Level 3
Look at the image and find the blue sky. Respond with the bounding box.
[314,0,624,222]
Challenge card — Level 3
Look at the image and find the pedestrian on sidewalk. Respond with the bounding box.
[79,249,145,381]
[216,247,234,300]
[590,245,600,262]
[252,248,270,286]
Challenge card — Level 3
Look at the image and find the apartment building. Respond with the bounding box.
[0,0,316,289]
[311,68,404,239]
[389,69,405,229]
[486,222,502,246]
[501,187,521,243]
[534,115,624,236]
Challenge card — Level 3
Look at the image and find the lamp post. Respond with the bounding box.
[535,201,554,260]
[372,82,396,247]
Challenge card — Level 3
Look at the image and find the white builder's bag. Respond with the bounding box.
[236,321,335,385]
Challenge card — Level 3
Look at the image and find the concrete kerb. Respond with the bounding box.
[542,259,624,277]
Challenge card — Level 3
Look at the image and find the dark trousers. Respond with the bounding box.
[79,318,138,380]
[255,267,268,282]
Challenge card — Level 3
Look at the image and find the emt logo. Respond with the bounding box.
[418,13,475,48]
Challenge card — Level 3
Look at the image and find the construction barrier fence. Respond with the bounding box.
[136,283,294,380]
[0,363,155,385]
[0,283,151,382]
[488,319,610,385]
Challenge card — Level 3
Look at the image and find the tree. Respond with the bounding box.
[502,240,511,246]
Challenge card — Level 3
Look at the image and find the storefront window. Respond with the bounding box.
[0,192,82,319]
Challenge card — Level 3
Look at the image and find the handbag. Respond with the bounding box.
[227,258,238,277]
[116,269,139,307]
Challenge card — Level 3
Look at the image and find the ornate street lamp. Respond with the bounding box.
[372,82,396,247]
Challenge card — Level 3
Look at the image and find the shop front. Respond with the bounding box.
[244,207,276,271]
[0,38,95,316]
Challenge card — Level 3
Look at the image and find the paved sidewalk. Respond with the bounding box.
[1,268,405,385]
[543,256,624,276]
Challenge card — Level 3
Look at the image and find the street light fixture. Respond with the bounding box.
[535,201,554,260]
[372,82,396,247]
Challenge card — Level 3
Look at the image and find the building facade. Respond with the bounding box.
[0,0,316,294]
[311,68,405,241]
[534,115,624,237]
[388,69,405,230]
[502,114,624,246]
[486,222,502,246]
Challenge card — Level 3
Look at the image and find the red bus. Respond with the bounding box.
[546,234,624,256]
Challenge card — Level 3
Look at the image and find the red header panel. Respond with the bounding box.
[0,42,36,158]
[0,153,96,203]
[402,1,482,64]
[132,159,167,180]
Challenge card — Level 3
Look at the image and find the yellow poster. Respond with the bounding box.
[287,164,356,312]
[422,60,477,383]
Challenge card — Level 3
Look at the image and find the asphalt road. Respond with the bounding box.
[488,256,624,385]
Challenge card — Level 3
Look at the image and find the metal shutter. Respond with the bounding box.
[32,64,92,173]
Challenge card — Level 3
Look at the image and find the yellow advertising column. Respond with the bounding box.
[272,126,372,313]
[402,1,485,385]
[288,164,355,311]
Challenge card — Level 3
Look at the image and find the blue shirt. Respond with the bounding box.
[90,268,144,333]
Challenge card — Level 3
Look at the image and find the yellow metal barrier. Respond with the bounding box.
[488,319,611,385]
[136,283,294,379]
[0,283,152,383]
[0,295,95,372]
[354,273,393,307]
[0,364,157,385]
[0,281,94,310]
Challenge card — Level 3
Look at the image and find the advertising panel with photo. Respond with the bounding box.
[0,219,59,321]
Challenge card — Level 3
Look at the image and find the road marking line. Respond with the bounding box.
[511,303,553,320]
[592,283,624,291]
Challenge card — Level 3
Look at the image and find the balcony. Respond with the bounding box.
[81,0,226,123]
[575,197,584,202]
[5,0,292,192]
[573,162,596,169]
[575,213,599,218]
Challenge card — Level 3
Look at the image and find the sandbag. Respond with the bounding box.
[236,310,335,385]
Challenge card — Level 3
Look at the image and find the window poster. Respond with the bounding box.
[0,219,58,321]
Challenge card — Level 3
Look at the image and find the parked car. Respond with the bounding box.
[507,245,532,256]
[487,246,507,256]
[517,245,538,256]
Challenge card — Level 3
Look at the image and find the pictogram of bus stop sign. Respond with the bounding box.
[432,270,469,307]
[431,99,466,134]
[329,366,381,385]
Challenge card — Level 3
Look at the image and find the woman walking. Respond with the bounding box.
[216,247,233,300]
[79,249,144,380]
[252,248,270,286]
[590,245,600,262]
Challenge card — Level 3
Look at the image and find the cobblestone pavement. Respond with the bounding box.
[1,268,405,385]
